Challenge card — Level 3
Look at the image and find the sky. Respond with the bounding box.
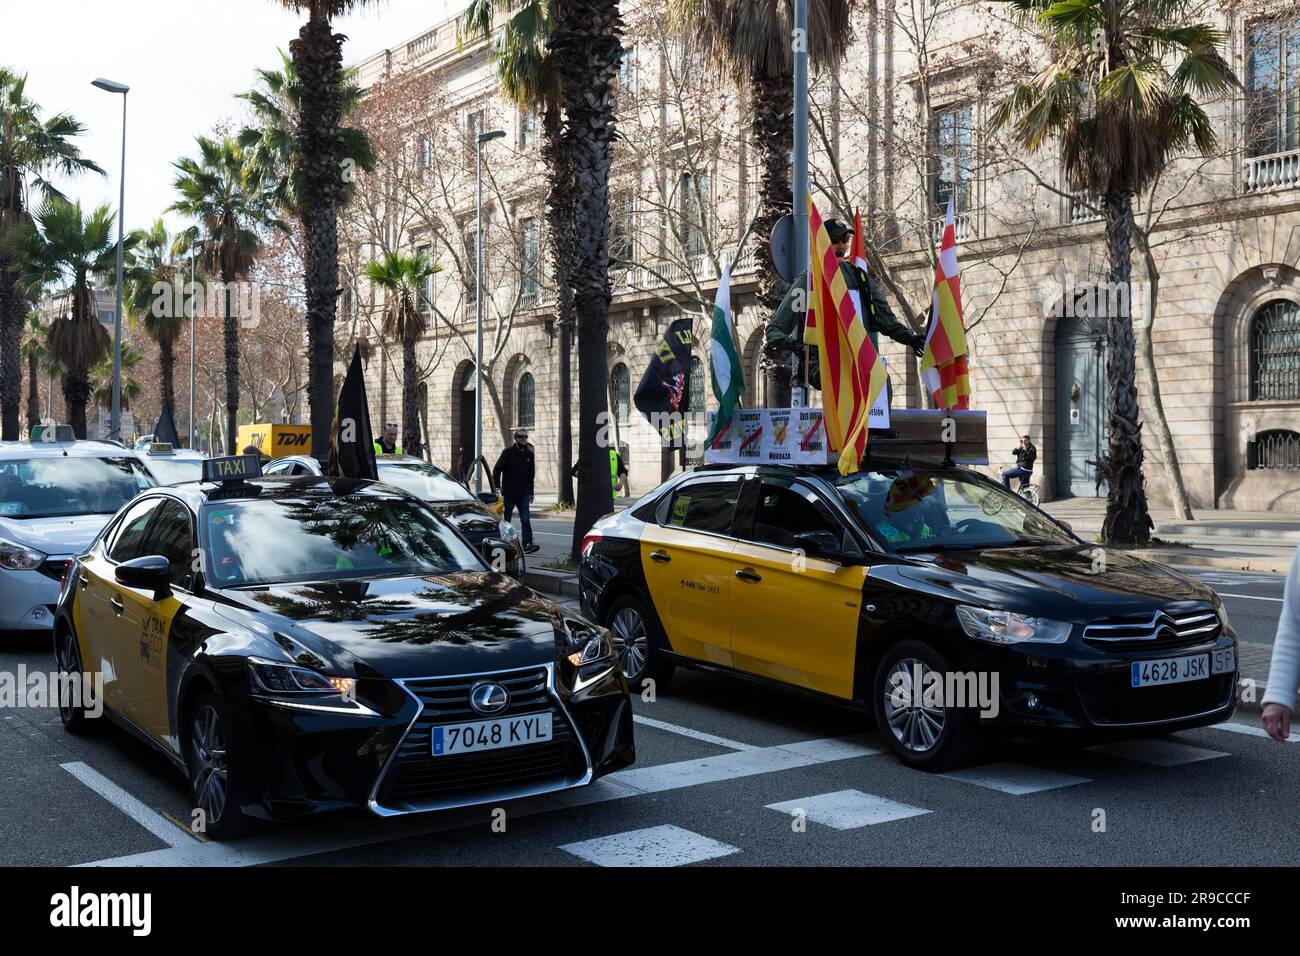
[3,0,465,235]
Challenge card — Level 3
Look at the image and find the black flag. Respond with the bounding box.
[633,317,692,447]
[326,346,378,480]
[153,405,181,447]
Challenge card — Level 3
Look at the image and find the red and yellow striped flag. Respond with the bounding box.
[921,198,971,410]
[806,194,889,475]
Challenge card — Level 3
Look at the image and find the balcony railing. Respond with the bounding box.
[931,211,976,243]
[1243,149,1300,194]
[1068,193,1103,224]
[520,247,761,311]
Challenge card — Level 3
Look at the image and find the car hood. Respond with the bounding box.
[212,570,566,679]
[890,544,1213,621]
[0,513,111,555]
[428,499,499,535]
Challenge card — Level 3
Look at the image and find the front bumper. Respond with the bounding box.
[228,660,633,822]
[0,562,67,631]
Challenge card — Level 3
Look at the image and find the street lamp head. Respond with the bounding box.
[476,129,506,145]
[92,77,130,94]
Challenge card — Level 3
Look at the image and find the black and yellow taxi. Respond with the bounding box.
[578,460,1238,770]
[54,455,633,838]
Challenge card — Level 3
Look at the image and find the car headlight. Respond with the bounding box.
[955,605,1072,645]
[498,520,520,544]
[562,621,614,666]
[0,538,46,571]
[1215,600,1231,631]
[248,658,355,699]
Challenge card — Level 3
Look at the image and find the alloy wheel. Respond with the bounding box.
[610,607,648,679]
[191,704,229,825]
[882,658,947,752]
[56,630,79,722]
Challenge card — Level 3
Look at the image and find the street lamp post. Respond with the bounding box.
[474,129,505,494]
[189,254,196,449]
[92,77,129,443]
[791,0,809,291]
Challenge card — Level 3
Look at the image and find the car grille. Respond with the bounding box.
[1077,673,1234,725]
[1082,604,1220,652]
[375,666,588,811]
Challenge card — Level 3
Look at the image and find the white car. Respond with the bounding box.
[138,443,206,485]
[0,439,155,631]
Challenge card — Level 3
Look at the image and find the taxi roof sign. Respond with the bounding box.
[202,454,263,484]
[149,442,174,455]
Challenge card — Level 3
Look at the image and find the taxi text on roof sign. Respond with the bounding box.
[202,454,264,483]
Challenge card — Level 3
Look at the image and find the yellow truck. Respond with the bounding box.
[236,423,312,460]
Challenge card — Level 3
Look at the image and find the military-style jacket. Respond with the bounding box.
[764,261,920,390]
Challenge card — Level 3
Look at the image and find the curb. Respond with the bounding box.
[1128,549,1290,574]
[525,567,579,599]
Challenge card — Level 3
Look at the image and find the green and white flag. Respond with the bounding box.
[705,257,744,447]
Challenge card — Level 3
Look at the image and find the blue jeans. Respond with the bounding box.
[502,494,533,547]
[1001,466,1033,491]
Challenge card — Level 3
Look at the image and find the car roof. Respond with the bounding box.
[160,474,408,510]
[0,439,147,460]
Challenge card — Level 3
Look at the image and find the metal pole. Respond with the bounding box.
[188,255,196,449]
[792,0,810,287]
[474,139,484,495]
[110,92,127,441]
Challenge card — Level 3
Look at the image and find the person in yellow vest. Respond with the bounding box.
[570,447,629,499]
[374,421,402,456]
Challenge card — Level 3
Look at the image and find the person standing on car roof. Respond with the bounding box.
[494,428,540,554]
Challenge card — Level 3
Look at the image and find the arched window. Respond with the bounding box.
[1250,300,1300,401]
[516,371,535,429]
[611,363,630,424]
[689,355,706,414]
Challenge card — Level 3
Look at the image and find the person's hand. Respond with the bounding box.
[1262,703,1292,741]
[909,333,926,359]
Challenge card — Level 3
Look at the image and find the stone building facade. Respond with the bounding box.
[346,1,1300,510]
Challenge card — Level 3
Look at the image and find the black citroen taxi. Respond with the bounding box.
[578,460,1237,770]
[54,455,633,838]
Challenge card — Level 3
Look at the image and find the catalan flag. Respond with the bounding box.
[921,198,971,410]
[806,194,889,476]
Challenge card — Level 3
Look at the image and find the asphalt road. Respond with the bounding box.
[0,567,1295,868]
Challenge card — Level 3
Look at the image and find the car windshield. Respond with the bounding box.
[377,461,475,502]
[0,456,155,519]
[201,494,483,586]
[833,468,1074,553]
[145,457,204,486]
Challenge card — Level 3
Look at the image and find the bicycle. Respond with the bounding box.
[1016,477,1040,507]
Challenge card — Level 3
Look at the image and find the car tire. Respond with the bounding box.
[872,639,981,771]
[55,625,95,734]
[186,690,254,841]
[605,593,674,692]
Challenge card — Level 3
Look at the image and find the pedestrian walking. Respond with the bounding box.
[1262,545,1300,741]
[493,428,540,554]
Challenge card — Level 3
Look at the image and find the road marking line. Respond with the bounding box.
[76,733,883,867]
[632,714,758,751]
[61,762,196,849]
[559,824,740,867]
[1086,738,1228,766]
[940,761,1091,795]
[766,789,930,829]
[1208,720,1299,742]
[1218,593,1285,603]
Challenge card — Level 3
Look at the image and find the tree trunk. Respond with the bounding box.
[223,271,239,455]
[550,0,622,559]
[0,264,21,441]
[292,7,345,462]
[752,72,795,408]
[159,333,176,421]
[63,370,90,440]
[1101,190,1153,545]
[25,348,39,432]
[402,333,421,457]
[543,103,576,507]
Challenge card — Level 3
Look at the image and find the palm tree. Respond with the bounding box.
[362,250,440,457]
[125,218,188,426]
[5,198,117,438]
[170,135,283,454]
[277,1,376,461]
[548,0,625,558]
[459,0,576,506]
[671,0,852,406]
[994,0,1236,545]
[21,310,50,430]
[92,342,142,411]
[0,68,103,439]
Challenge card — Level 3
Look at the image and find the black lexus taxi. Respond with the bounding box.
[54,455,633,839]
[578,461,1238,770]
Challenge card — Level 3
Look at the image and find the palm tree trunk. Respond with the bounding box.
[63,370,90,440]
[159,333,176,420]
[25,348,39,432]
[1101,190,1153,545]
[223,271,239,454]
[551,0,622,558]
[752,72,795,408]
[0,265,21,440]
[402,334,421,457]
[543,104,575,507]
[291,5,346,462]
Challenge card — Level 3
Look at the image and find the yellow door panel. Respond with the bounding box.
[115,585,182,749]
[730,541,864,699]
[74,554,125,711]
[639,524,734,666]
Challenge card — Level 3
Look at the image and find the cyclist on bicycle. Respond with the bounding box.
[1001,434,1037,492]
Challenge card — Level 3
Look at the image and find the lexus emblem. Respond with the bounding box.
[469,681,510,715]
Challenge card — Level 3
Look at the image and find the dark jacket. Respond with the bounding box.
[1014,442,1038,471]
[765,261,923,390]
[493,443,535,498]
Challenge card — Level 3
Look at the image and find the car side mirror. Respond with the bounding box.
[1057,520,1073,535]
[115,554,172,600]
[793,530,852,564]
[479,538,513,571]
